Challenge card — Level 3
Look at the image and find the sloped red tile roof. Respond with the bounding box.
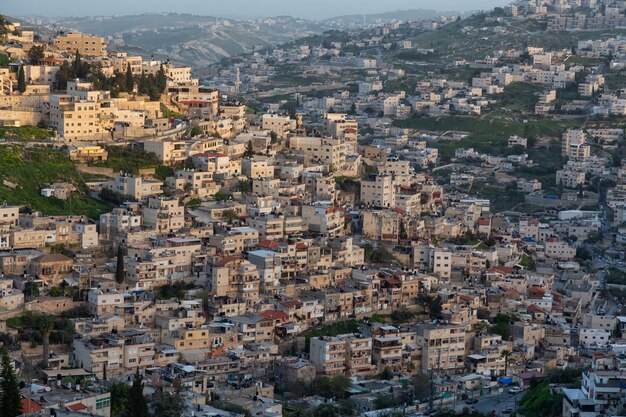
[527,304,545,313]
[280,300,302,309]
[528,287,546,297]
[257,240,280,249]
[487,266,513,274]
[214,255,240,267]
[22,398,43,414]
[67,402,88,411]
[260,310,289,321]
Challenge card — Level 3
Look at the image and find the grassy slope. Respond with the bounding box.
[0,145,110,219]
[394,112,585,159]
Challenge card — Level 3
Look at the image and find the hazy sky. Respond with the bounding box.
[3,0,510,19]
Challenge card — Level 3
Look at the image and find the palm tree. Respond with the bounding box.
[221,209,239,225]
[38,315,55,369]
[501,350,513,376]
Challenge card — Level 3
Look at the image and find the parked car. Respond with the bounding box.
[508,387,521,394]
[465,399,478,405]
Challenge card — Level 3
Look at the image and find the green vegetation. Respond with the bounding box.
[155,282,196,300]
[518,379,562,417]
[95,145,161,174]
[160,104,183,119]
[390,308,417,323]
[497,82,543,112]
[519,254,535,269]
[185,198,202,208]
[306,319,360,341]
[490,313,512,340]
[0,126,51,140]
[363,243,397,264]
[394,113,585,159]
[0,145,110,219]
[443,67,481,82]
[564,55,602,66]
[0,348,22,417]
[110,382,130,417]
[607,267,626,285]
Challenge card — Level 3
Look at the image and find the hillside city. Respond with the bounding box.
[3,1,626,417]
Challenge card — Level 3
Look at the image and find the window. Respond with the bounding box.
[96,397,110,409]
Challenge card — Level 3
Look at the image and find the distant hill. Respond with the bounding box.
[39,13,331,67]
[30,9,457,68]
[323,8,459,28]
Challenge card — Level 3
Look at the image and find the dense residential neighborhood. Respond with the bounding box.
[2,1,626,417]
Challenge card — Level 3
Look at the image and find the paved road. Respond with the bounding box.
[455,390,525,416]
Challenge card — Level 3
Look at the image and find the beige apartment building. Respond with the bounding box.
[102,174,163,200]
[242,159,275,179]
[169,85,219,117]
[361,174,396,208]
[68,144,108,163]
[301,205,344,237]
[126,239,204,289]
[210,257,261,302]
[556,169,586,188]
[0,205,20,229]
[73,331,155,379]
[208,227,260,255]
[142,197,185,234]
[325,113,358,139]
[416,324,468,374]
[166,169,219,198]
[54,32,107,57]
[49,95,113,141]
[310,334,373,376]
[261,114,297,137]
[289,136,346,171]
[362,210,402,242]
[163,325,238,354]
[144,139,188,165]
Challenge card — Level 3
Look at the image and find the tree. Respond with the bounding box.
[27,45,45,65]
[125,65,134,93]
[221,209,239,225]
[399,220,407,240]
[0,348,22,417]
[151,390,186,417]
[312,375,352,399]
[110,382,130,417]
[500,350,513,376]
[24,281,40,297]
[38,315,55,369]
[55,61,72,91]
[127,371,149,417]
[17,65,26,93]
[156,64,167,92]
[238,179,251,194]
[413,374,430,401]
[115,246,125,284]
[0,15,9,37]
[491,314,512,340]
[190,126,202,137]
[379,367,393,380]
[244,139,254,158]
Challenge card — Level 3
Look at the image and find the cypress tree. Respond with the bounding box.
[17,65,25,93]
[156,64,167,92]
[244,139,254,158]
[0,348,22,417]
[115,246,125,284]
[73,49,82,77]
[125,65,134,92]
[127,371,149,417]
